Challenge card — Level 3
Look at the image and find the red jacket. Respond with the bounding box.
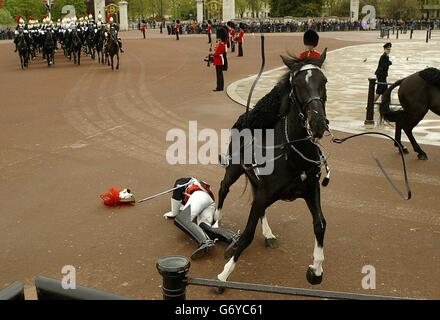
[207,24,212,34]
[230,29,235,42]
[174,23,179,32]
[299,50,321,60]
[213,41,226,66]
[236,30,244,43]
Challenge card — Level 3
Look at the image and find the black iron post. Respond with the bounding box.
[410,28,413,39]
[426,27,429,43]
[365,77,376,126]
[156,256,190,300]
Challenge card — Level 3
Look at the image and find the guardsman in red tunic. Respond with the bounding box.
[236,22,245,57]
[175,19,180,40]
[299,29,321,60]
[163,177,239,260]
[211,27,228,91]
[207,20,212,43]
[227,21,236,53]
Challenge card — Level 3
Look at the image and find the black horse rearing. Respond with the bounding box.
[216,50,330,286]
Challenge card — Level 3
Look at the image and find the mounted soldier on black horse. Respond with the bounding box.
[215,30,331,287]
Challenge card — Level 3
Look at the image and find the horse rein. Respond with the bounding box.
[330,131,412,200]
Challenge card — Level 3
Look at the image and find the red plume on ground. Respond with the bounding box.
[100,187,122,206]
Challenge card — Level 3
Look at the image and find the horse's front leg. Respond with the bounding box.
[116,53,119,70]
[218,196,271,285]
[261,215,278,248]
[304,183,326,285]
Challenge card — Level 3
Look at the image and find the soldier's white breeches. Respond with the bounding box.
[182,191,215,225]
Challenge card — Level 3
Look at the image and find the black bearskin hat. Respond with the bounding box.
[176,20,180,24]
[208,19,212,24]
[383,42,392,49]
[216,26,228,42]
[239,22,245,30]
[304,29,319,47]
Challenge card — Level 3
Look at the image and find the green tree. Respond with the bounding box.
[4,0,46,21]
[382,0,420,19]
[270,0,322,17]
[0,8,14,25]
[50,0,87,21]
[236,0,247,18]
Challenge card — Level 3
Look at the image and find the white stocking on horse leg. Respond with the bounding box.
[217,257,236,282]
[309,238,324,276]
[262,215,278,248]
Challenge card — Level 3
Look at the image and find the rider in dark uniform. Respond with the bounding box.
[109,17,124,53]
[374,42,392,102]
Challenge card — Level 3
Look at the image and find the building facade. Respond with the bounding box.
[422,0,440,18]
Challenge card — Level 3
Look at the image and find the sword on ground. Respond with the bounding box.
[137,181,192,203]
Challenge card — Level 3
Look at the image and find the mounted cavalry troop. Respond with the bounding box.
[13,14,123,70]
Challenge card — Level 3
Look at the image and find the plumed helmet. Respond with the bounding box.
[89,14,93,20]
[383,42,392,49]
[216,25,228,42]
[98,14,102,20]
[304,29,319,47]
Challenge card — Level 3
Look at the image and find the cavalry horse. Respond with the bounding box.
[105,29,120,70]
[380,67,440,160]
[70,29,82,65]
[216,50,330,286]
[43,30,55,66]
[16,32,29,70]
[95,28,106,64]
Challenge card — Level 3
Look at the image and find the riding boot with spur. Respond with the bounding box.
[199,222,240,259]
[174,206,215,260]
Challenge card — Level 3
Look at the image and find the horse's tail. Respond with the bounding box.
[379,78,404,123]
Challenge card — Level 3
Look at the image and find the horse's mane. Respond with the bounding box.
[419,67,440,87]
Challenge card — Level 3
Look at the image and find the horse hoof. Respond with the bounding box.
[215,286,226,294]
[418,153,428,160]
[402,147,409,154]
[306,267,323,285]
[265,238,279,249]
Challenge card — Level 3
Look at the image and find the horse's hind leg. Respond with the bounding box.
[215,164,244,227]
[116,53,119,70]
[394,123,409,154]
[304,184,326,285]
[403,127,427,160]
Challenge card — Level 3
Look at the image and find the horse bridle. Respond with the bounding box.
[289,65,327,117]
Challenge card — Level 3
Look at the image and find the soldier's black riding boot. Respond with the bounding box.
[199,222,240,259]
[118,40,124,53]
[174,206,215,260]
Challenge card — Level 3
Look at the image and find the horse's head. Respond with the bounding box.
[281,49,329,140]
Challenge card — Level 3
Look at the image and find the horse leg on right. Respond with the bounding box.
[304,183,326,285]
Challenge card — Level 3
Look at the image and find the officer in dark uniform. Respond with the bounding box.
[374,42,392,102]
